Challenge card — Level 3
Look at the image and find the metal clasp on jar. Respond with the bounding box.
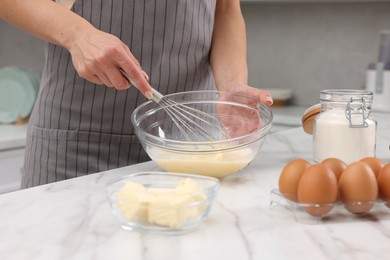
[345,97,369,128]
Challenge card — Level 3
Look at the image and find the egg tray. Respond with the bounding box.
[269,189,390,224]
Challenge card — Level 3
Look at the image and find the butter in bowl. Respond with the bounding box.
[106,172,220,234]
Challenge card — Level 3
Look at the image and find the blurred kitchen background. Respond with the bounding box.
[1,0,390,193]
[243,1,390,105]
[2,2,390,105]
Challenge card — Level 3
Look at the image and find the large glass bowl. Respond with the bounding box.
[131,90,273,178]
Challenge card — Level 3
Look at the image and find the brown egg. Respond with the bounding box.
[297,164,338,217]
[378,163,390,208]
[321,158,347,182]
[338,161,378,214]
[278,159,311,201]
[360,157,384,180]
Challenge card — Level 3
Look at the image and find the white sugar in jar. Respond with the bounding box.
[313,90,377,164]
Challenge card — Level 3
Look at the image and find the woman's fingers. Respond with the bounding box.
[103,43,151,94]
[244,86,273,106]
[260,91,273,106]
[100,64,130,90]
[69,29,150,93]
[118,45,152,96]
[141,70,150,81]
[77,65,118,88]
[119,61,153,98]
[219,83,274,106]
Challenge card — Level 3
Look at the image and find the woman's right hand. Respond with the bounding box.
[68,27,152,97]
[0,0,152,98]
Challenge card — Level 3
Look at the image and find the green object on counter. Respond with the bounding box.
[0,66,40,124]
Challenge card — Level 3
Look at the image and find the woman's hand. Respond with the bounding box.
[0,0,153,98]
[210,1,273,138]
[224,83,273,106]
[68,27,152,97]
[216,84,273,138]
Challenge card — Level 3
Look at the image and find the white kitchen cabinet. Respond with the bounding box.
[0,124,27,194]
[0,148,24,193]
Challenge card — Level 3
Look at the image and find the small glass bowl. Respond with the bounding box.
[106,172,220,234]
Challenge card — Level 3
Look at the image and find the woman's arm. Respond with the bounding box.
[0,0,152,96]
[210,0,273,105]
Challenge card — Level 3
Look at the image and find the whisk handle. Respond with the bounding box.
[120,69,163,103]
[149,89,164,103]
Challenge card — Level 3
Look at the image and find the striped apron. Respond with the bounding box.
[21,0,217,188]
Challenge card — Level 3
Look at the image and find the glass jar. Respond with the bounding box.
[313,89,377,164]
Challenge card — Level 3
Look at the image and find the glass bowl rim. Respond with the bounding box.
[131,90,274,150]
[106,171,221,190]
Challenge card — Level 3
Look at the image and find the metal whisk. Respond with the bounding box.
[120,70,227,142]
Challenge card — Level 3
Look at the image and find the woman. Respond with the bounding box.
[0,0,273,188]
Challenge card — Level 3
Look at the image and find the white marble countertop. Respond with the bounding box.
[0,124,27,151]
[0,112,390,260]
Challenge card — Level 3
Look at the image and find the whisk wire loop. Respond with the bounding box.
[120,69,227,142]
[160,98,225,141]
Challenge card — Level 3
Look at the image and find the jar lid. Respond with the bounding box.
[301,103,320,135]
[320,89,373,105]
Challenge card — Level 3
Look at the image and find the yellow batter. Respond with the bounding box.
[147,147,254,178]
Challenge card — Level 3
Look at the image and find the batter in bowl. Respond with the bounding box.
[147,147,254,178]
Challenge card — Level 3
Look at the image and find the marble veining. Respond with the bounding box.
[0,112,390,260]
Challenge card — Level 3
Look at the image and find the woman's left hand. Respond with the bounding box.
[216,84,273,138]
[226,83,273,106]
